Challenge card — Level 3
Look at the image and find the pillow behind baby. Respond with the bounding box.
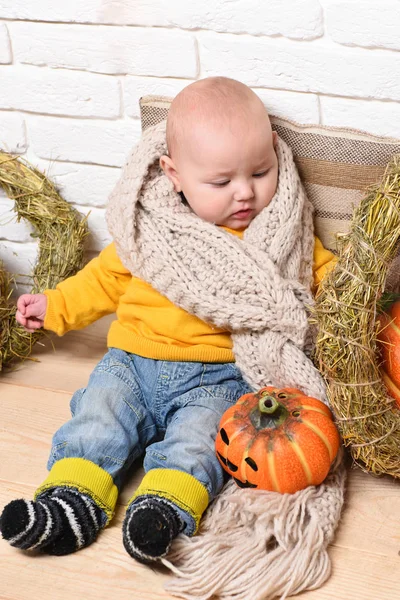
[139,95,400,290]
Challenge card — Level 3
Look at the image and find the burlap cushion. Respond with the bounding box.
[140,95,400,288]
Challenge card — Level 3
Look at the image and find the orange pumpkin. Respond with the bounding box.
[377,299,400,408]
[215,386,340,494]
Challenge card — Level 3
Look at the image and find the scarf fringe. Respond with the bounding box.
[163,463,346,600]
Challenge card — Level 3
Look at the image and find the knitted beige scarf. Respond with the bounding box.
[106,121,346,600]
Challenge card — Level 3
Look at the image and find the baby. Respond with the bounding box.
[0,77,334,563]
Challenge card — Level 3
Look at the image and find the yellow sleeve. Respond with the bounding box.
[43,242,131,336]
[313,236,337,292]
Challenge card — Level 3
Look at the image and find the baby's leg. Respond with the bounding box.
[123,361,252,563]
[0,348,156,555]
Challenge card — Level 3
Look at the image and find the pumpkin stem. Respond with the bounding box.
[259,396,280,415]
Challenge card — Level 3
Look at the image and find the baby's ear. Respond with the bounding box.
[272,131,278,147]
[159,155,182,192]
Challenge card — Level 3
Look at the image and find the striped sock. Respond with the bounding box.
[122,496,184,564]
[0,487,106,555]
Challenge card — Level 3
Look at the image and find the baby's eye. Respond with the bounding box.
[253,170,268,178]
[211,180,230,187]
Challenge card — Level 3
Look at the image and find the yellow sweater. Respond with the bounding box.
[44,230,335,363]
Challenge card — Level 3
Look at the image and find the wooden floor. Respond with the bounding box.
[1,315,400,600]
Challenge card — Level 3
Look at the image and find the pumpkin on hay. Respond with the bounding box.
[377,298,400,409]
[215,386,340,494]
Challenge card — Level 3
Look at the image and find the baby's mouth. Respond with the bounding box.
[232,208,253,219]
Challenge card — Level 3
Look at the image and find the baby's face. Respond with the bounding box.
[166,117,278,230]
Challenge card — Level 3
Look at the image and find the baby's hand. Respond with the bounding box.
[16,293,47,333]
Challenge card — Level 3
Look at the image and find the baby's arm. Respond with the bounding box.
[18,243,131,336]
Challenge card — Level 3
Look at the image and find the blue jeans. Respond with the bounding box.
[48,348,252,533]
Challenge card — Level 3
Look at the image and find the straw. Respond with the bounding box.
[314,155,400,477]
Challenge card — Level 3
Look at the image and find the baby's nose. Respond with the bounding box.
[234,181,255,201]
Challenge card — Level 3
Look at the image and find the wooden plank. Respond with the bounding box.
[304,546,400,600]
[333,467,400,558]
[1,483,399,600]
[1,316,113,394]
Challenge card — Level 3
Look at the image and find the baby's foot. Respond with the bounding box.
[122,496,183,563]
[0,487,106,555]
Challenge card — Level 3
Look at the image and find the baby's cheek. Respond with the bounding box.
[262,177,278,206]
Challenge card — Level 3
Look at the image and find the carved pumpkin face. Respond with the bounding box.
[215,386,340,494]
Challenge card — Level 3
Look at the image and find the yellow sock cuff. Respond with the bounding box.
[128,469,209,534]
[35,458,118,523]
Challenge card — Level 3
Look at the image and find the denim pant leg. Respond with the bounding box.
[48,348,158,490]
[143,361,253,534]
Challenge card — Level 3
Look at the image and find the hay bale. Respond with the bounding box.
[0,152,88,370]
[0,260,9,301]
[314,155,400,477]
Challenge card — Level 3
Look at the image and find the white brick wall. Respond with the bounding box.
[325,1,400,51]
[199,33,400,101]
[0,22,11,63]
[0,113,26,153]
[0,1,399,281]
[26,116,141,166]
[32,160,121,208]
[9,22,198,77]
[1,66,121,117]
[320,96,400,139]
[0,0,323,38]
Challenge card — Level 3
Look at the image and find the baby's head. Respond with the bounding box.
[160,77,278,230]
